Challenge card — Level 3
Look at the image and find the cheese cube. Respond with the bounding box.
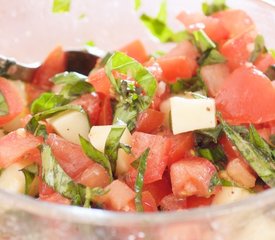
[47,110,90,145]
[89,125,132,175]
[170,96,216,134]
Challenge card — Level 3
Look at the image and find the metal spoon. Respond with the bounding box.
[0,47,106,82]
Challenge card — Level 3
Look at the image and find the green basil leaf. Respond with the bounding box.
[193,29,216,53]
[197,146,227,170]
[52,0,71,13]
[134,148,150,212]
[220,178,238,187]
[198,49,226,66]
[21,168,36,196]
[209,173,221,191]
[170,76,206,94]
[219,114,275,187]
[202,0,228,16]
[85,41,95,48]
[25,117,48,138]
[104,126,126,174]
[135,0,142,11]
[95,52,113,69]
[270,134,275,146]
[156,0,167,23]
[105,52,157,97]
[84,187,109,208]
[79,135,113,181]
[249,35,267,63]
[51,72,87,85]
[60,81,94,98]
[42,144,85,205]
[31,93,70,115]
[195,125,223,144]
[0,91,9,116]
[119,143,132,154]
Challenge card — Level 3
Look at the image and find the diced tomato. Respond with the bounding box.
[71,93,101,125]
[32,46,66,90]
[177,11,229,42]
[157,56,197,83]
[126,132,170,184]
[216,65,275,124]
[97,180,136,211]
[0,77,24,126]
[46,134,110,188]
[186,195,213,209]
[126,191,158,212]
[226,158,256,188]
[143,170,172,205]
[220,30,256,71]
[144,59,163,82]
[136,109,164,133]
[159,194,187,211]
[254,53,275,73]
[165,40,199,60]
[167,132,194,167]
[88,68,111,96]
[200,63,230,97]
[39,180,70,205]
[119,40,148,63]
[0,129,42,168]
[219,134,239,160]
[170,157,218,197]
[213,9,255,37]
[97,94,113,125]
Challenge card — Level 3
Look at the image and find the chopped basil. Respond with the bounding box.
[79,135,113,181]
[95,52,113,69]
[84,187,109,208]
[31,93,70,115]
[52,0,71,13]
[197,146,227,170]
[170,76,206,94]
[264,65,275,80]
[134,0,142,11]
[0,91,9,116]
[104,126,126,174]
[198,49,226,66]
[25,117,48,138]
[193,30,216,53]
[249,35,267,63]
[51,72,87,85]
[219,114,275,187]
[85,41,95,48]
[105,52,157,131]
[119,143,132,154]
[270,134,275,146]
[42,144,84,205]
[134,148,150,212]
[196,125,223,145]
[139,1,191,43]
[209,173,221,192]
[220,178,238,187]
[202,0,228,16]
[21,168,37,196]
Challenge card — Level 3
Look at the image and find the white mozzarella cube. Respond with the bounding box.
[212,186,252,205]
[170,96,216,134]
[0,163,26,194]
[89,125,132,175]
[47,110,90,145]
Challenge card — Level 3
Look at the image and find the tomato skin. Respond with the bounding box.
[136,109,165,133]
[126,132,170,184]
[143,170,172,205]
[200,63,230,97]
[177,11,229,42]
[46,134,110,188]
[170,157,218,197]
[97,94,113,125]
[213,9,254,37]
[159,194,187,211]
[216,65,275,124]
[186,195,213,209]
[125,191,158,212]
[32,46,66,90]
[157,56,197,83]
[0,77,24,126]
[167,132,194,167]
[254,53,275,73]
[119,40,148,63]
[88,68,111,96]
[220,30,256,71]
[71,93,101,125]
[0,129,42,168]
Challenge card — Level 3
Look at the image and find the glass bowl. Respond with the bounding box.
[1,0,275,239]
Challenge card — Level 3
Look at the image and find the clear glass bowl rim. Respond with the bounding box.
[1,0,275,228]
